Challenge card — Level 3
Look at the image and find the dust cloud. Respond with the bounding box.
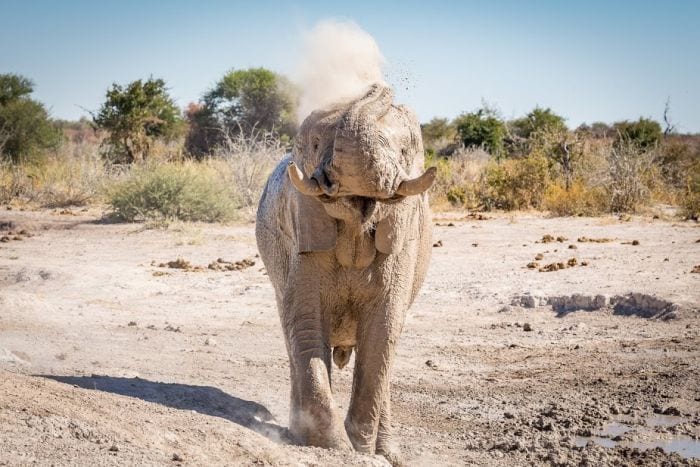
[295,20,386,122]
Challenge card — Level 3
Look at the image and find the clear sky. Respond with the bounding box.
[2,0,698,132]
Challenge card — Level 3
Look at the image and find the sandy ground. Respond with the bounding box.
[0,207,699,466]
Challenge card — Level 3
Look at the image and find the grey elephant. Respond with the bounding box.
[255,83,435,464]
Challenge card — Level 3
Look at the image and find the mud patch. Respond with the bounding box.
[574,416,700,459]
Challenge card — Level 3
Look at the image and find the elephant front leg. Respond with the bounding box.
[376,394,404,466]
[282,255,351,450]
[345,301,406,459]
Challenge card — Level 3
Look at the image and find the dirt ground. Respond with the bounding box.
[0,207,698,466]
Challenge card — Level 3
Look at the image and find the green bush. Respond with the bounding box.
[454,107,506,158]
[479,155,550,210]
[107,162,236,222]
[509,107,567,139]
[613,118,662,149]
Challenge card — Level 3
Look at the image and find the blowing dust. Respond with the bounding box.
[295,20,386,122]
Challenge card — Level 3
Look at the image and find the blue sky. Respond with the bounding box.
[2,0,699,131]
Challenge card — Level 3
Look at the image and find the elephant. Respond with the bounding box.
[255,83,435,464]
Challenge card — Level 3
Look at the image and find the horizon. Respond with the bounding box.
[2,0,699,132]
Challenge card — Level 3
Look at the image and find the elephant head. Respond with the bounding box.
[288,84,436,255]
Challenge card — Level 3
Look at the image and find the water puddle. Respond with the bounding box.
[573,416,699,459]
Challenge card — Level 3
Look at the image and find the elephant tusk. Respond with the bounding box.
[287,161,323,196]
[395,166,437,196]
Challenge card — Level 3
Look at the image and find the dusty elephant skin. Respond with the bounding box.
[255,83,435,463]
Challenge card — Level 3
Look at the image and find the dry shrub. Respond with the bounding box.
[680,159,700,220]
[543,181,608,216]
[428,148,488,210]
[107,161,236,222]
[213,130,286,215]
[0,140,112,207]
[479,154,550,210]
[602,141,657,212]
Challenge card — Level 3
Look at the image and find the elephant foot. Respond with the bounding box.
[293,412,352,451]
[306,424,353,451]
[377,443,405,467]
[345,418,375,453]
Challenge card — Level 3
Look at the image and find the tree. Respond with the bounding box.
[509,107,567,139]
[613,118,662,149]
[93,78,182,163]
[0,73,62,164]
[454,107,506,158]
[185,68,297,157]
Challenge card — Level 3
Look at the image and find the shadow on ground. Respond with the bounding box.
[41,374,291,444]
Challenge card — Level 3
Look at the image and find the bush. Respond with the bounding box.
[613,118,662,149]
[212,130,285,213]
[680,159,700,220]
[0,139,110,207]
[509,107,567,139]
[603,141,657,212]
[107,162,236,222]
[543,181,608,216]
[454,107,506,158]
[427,148,488,210]
[479,155,550,210]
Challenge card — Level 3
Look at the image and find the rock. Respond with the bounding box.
[523,323,532,332]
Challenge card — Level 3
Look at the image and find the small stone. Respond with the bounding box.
[632,240,640,246]
[432,240,443,248]
[535,253,544,260]
[109,444,119,452]
[425,359,438,369]
[172,453,183,462]
[127,321,137,327]
[568,244,577,249]
[523,323,532,332]
[504,412,515,419]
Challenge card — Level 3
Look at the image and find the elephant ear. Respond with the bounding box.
[375,203,416,254]
[293,193,337,253]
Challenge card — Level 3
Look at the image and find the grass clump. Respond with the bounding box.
[107,162,236,222]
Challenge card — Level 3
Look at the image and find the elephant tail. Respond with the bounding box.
[332,346,353,369]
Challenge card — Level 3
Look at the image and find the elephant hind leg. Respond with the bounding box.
[333,346,353,369]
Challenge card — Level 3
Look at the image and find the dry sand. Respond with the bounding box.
[0,207,698,466]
